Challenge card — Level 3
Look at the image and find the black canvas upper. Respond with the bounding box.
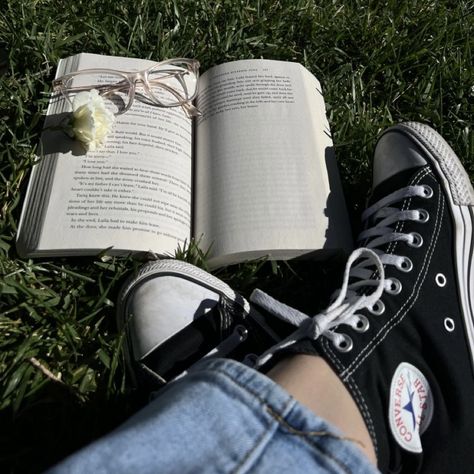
[252,123,474,473]
[314,163,474,472]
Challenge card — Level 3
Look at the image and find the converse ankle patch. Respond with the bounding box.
[388,362,433,453]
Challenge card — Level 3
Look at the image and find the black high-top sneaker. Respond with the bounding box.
[250,122,474,473]
[117,259,282,388]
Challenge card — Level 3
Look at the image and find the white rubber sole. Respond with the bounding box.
[117,259,246,310]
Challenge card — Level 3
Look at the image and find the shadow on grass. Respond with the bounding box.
[0,381,147,474]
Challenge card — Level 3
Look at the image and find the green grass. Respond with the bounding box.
[0,0,472,471]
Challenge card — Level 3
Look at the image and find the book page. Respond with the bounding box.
[20,53,192,256]
[194,60,352,267]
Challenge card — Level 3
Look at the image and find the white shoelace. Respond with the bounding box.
[251,184,431,367]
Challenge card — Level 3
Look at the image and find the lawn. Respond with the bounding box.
[0,0,472,472]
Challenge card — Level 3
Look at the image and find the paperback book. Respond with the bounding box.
[17,53,352,268]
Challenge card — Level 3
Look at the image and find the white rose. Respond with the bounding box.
[71,89,115,151]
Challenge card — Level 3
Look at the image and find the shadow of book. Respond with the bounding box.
[322,145,354,252]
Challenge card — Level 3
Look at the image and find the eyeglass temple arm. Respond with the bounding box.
[53,79,130,95]
[54,71,192,100]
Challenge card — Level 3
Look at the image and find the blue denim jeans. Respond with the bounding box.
[47,358,379,473]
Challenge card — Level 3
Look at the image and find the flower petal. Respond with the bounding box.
[70,89,115,151]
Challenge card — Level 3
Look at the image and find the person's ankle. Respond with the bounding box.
[267,354,377,466]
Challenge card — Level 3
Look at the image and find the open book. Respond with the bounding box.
[17,53,352,268]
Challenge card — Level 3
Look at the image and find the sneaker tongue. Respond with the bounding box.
[372,129,427,188]
[370,166,426,203]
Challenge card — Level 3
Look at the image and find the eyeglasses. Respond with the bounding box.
[52,58,201,118]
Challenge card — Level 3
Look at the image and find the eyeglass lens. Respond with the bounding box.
[147,63,198,106]
[62,71,132,115]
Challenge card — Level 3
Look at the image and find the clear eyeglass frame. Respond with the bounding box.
[52,58,201,118]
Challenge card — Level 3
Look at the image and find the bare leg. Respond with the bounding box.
[267,354,377,466]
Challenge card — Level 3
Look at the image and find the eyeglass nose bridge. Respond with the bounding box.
[129,71,148,84]
[128,71,176,106]
[129,71,148,95]
[118,72,150,114]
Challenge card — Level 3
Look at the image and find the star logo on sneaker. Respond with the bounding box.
[388,362,434,453]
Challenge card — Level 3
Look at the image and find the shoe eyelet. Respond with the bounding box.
[386,278,402,295]
[243,353,258,366]
[334,334,353,353]
[235,325,249,341]
[417,209,430,223]
[369,299,385,315]
[396,257,413,273]
[408,232,423,248]
[444,318,455,332]
[353,315,370,333]
[435,273,447,287]
[422,185,434,198]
